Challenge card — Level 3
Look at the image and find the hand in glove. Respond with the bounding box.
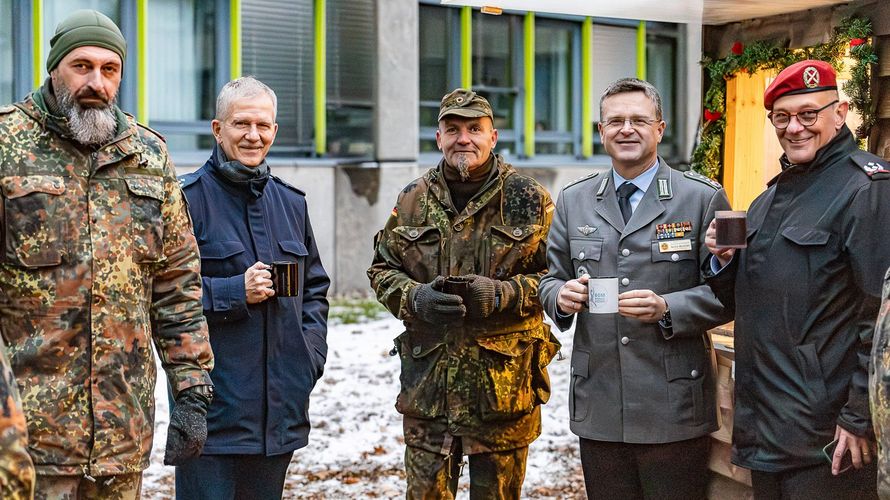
[410,276,466,324]
[164,385,212,466]
[465,275,515,318]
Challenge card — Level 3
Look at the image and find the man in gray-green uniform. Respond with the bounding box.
[368,89,559,499]
[0,10,213,498]
[872,267,890,499]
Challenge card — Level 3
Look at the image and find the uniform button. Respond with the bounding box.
[620,336,630,345]
[671,253,679,262]
[408,229,419,238]
[412,346,421,355]
[512,228,523,237]
[578,251,585,260]
[621,248,630,257]
[690,369,700,378]
[454,223,464,232]
[577,266,588,277]
[621,277,630,286]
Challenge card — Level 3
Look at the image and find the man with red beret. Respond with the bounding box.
[704,59,887,498]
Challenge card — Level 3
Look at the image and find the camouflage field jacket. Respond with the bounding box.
[368,156,559,454]
[0,336,33,499]
[0,94,213,476]
[871,267,890,499]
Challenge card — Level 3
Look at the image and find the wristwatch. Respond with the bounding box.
[658,307,672,329]
[187,384,214,402]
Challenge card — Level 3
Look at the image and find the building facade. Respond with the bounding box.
[1,0,701,293]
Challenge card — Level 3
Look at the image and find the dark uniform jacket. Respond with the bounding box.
[540,159,731,443]
[0,92,213,476]
[706,126,890,471]
[367,156,559,454]
[181,154,330,456]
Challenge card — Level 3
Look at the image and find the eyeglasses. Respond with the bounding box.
[600,117,660,130]
[768,100,838,129]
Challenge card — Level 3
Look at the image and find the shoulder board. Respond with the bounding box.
[683,170,722,190]
[0,104,16,115]
[850,150,890,180]
[178,170,203,189]
[271,175,306,196]
[563,171,600,190]
[135,120,167,143]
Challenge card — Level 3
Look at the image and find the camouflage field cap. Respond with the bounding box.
[438,88,494,121]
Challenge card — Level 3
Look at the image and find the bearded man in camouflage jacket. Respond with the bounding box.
[0,10,213,498]
[368,89,559,499]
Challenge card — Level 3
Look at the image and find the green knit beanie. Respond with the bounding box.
[46,9,126,72]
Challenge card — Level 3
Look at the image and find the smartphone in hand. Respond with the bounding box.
[822,438,854,474]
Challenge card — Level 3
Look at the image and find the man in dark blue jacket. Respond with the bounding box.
[176,76,330,499]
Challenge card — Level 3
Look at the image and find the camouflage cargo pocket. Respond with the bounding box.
[392,226,440,284]
[124,176,165,263]
[487,225,543,279]
[394,330,447,418]
[477,333,536,421]
[1,175,67,267]
[531,330,560,406]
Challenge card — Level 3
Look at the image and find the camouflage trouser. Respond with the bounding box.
[405,439,528,500]
[872,327,889,499]
[34,473,142,500]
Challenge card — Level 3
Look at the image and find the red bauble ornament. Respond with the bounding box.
[731,41,744,55]
[849,38,866,47]
[704,109,722,122]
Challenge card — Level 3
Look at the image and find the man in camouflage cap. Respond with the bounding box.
[368,88,560,498]
[0,9,213,498]
[872,268,890,498]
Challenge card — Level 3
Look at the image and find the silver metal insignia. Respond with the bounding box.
[577,225,596,236]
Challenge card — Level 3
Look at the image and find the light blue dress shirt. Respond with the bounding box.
[612,159,659,213]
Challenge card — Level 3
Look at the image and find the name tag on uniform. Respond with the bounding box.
[658,239,692,253]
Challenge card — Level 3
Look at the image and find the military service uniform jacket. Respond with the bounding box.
[368,155,559,454]
[872,267,890,499]
[539,159,731,444]
[0,93,213,476]
[706,127,890,471]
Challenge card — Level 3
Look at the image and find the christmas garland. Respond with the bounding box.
[691,16,877,180]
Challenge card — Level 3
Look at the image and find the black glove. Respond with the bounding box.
[465,275,515,318]
[164,386,212,466]
[410,277,466,324]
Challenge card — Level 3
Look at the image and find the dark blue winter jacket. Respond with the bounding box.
[180,156,330,456]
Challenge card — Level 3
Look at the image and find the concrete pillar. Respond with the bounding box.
[374,0,419,162]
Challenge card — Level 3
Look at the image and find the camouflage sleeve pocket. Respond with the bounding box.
[124,176,165,263]
[487,224,544,279]
[477,333,537,421]
[1,175,67,267]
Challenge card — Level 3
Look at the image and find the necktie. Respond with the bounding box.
[617,181,638,224]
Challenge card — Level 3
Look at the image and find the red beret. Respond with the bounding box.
[763,59,838,110]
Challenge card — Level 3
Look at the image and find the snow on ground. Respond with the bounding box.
[142,316,584,499]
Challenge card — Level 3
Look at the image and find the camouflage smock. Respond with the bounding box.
[871,266,890,499]
[368,155,559,454]
[0,335,34,499]
[0,94,213,476]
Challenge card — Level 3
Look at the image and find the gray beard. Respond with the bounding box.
[456,154,470,182]
[54,82,118,147]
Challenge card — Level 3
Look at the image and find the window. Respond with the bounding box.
[647,31,678,158]
[242,0,314,155]
[535,18,575,155]
[590,23,638,155]
[0,0,12,104]
[147,0,216,151]
[473,11,519,155]
[419,3,458,152]
[326,0,375,157]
